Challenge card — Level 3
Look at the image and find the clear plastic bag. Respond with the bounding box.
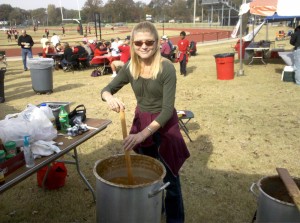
[0,104,57,146]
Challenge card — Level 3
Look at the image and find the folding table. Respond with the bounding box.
[0,118,111,202]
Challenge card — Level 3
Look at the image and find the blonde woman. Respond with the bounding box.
[101,21,189,223]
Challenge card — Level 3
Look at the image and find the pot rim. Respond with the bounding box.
[257,175,298,207]
[93,154,166,189]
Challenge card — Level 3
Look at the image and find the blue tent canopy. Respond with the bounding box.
[265,12,300,22]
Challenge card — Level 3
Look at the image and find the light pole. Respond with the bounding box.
[45,10,48,27]
[162,15,165,36]
[193,0,196,25]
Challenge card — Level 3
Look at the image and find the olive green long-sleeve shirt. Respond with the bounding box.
[101,60,177,127]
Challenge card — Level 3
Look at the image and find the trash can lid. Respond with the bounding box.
[214,53,235,58]
[27,58,54,69]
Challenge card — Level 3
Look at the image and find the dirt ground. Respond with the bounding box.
[1,25,300,222]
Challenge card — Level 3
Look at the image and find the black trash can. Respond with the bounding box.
[0,68,6,103]
[27,58,54,94]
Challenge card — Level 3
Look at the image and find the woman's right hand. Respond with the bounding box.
[103,92,125,113]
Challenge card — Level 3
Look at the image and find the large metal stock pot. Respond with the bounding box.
[93,154,169,223]
[250,175,300,222]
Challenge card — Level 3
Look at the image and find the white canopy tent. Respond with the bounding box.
[237,0,300,76]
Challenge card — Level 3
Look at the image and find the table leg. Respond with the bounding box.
[73,148,96,201]
[42,164,51,190]
[58,148,96,202]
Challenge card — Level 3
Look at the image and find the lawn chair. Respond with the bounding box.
[78,52,89,70]
[64,54,79,73]
[90,56,111,76]
[0,51,7,68]
[177,110,194,142]
[275,30,286,41]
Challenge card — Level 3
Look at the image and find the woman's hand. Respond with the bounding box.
[104,93,125,113]
[123,133,145,151]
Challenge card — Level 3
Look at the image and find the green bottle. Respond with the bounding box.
[59,106,70,133]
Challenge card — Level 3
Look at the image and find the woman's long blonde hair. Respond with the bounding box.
[129,21,162,80]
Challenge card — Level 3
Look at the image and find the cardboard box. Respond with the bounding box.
[0,151,25,176]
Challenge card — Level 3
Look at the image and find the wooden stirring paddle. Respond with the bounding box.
[276,167,300,211]
[120,110,134,184]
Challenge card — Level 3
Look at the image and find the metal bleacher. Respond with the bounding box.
[201,0,249,26]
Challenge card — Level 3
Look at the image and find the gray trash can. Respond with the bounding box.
[28,58,54,94]
[0,68,6,103]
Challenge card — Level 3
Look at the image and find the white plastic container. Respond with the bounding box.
[39,103,56,129]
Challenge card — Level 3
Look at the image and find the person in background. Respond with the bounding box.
[290,25,300,85]
[14,29,19,42]
[177,31,190,76]
[110,38,120,57]
[83,34,88,43]
[7,30,12,42]
[60,42,73,70]
[45,28,49,39]
[93,42,107,57]
[81,41,92,57]
[110,37,131,78]
[18,30,34,71]
[55,43,64,53]
[40,35,49,48]
[88,39,97,53]
[160,36,172,60]
[62,26,65,36]
[73,42,87,55]
[51,33,60,47]
[42,41,56,58]
[101,21,189,223]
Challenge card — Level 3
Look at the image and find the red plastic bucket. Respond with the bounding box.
[37,162,67,190]
[214,53,235,80]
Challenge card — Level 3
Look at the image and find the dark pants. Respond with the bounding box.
[137,133,185,223]
[179,54,187,75]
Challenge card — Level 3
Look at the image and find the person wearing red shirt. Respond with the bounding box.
[110,37,131,78]
[160,36,172,60]
[93,42,107,57]
[177,31,189,76]
[42,41,56,58]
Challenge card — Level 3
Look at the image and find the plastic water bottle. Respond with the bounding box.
[40,103,56,129]
[59,106,70,133]
[23,136,35,168]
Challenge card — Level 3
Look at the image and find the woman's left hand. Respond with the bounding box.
[123,133,144,151]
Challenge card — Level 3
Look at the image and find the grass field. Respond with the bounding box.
[0,24,299,222]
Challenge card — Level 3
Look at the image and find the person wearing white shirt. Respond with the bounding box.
[111,38,120,57]
[40,35,49,48]
[50,33,60,47]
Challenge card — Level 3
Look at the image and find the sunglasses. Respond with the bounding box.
[133,40,156,47]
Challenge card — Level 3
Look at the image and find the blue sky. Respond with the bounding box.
[1,0,151,10]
